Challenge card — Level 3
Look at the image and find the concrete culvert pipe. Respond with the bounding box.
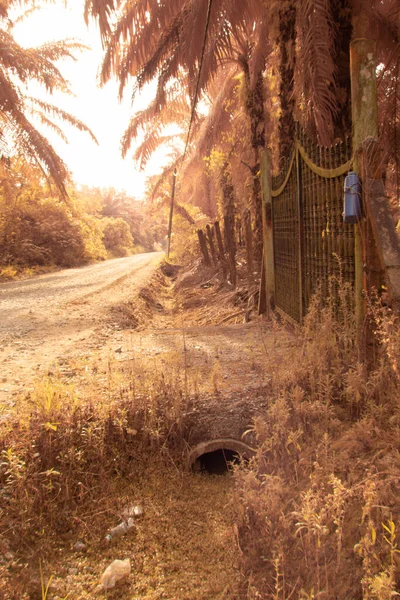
[188,438,256,475]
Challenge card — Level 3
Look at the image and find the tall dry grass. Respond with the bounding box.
[0,352,192,551]
[232,284,400,599]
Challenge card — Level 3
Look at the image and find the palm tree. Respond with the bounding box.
[0,1,97,195]
[86,0,400,242]
[121,83,190,169]
[293,0,400,145]
[85,0,271,257]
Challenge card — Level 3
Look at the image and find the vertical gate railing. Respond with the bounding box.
[261,40,400,332]
[271,152,301,322]
[271,132,354,323]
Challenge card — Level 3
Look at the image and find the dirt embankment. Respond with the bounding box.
[49,258,291,448]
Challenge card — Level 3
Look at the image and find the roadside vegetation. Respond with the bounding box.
[0,160,165,279]
[233,292,400,599]
[0,260,399,598]
[0,1,166,280]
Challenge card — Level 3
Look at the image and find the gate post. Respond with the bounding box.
[259,148,275,315]
[350,39,378,339]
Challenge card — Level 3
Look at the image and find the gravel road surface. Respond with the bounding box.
[0,252,163,408]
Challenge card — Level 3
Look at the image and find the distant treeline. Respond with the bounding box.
[0,161,166,277]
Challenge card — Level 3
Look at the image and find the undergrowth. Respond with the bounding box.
[232,285,400,599]
[0,356,191,555]
[1,273,399,599]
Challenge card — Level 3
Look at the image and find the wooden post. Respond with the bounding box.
[350,39,378,339]
[259,148,275,315]
[214,220,225,257]
[236,217,243,247]
[223,215,237,288]
[206,224,217,264]
[166,168,177,258]
[197,229,211,266]
[244,209,254,286]
[214,220,228,277]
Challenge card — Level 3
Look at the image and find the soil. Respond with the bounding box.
[0,256,294,599]
[0,253,163,415]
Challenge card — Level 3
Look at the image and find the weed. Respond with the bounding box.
[0,265,18,280]
[232,286,400,599]
[39,559,53,600]
[0,347,193,546]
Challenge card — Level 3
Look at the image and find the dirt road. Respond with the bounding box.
[0,252,163,408]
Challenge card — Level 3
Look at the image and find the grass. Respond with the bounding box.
[0,324,240,598]
[0,266,399,599]
[231,285,400,599]
[0,264,58,281]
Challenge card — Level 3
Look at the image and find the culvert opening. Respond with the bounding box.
[189,438,256,475]
[194,448,240,475]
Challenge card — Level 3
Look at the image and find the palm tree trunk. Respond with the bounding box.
[220,161,236,223]
[331,0,352,137]
[278,0,296,161]
[241,62,265,264]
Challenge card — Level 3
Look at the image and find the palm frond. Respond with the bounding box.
[297,0,338,145]
[4,102,69,196]
[100,0,181,87]
[196,69,238,156]
[150,155,184,200]
[0,3,100,194]
[118,8,184,98]
[33,111,69,143]
[121,92,189,158]
[135,131,184,170]
[27,97,99,144]
[174,200,196,224]
[84,0,119,41]
[0,32,90,94]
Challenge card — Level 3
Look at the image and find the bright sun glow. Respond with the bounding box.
[13,1,168,199]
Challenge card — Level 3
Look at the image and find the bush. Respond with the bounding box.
[231,289,400,600]
[77,214,107,261]
[102,217,134,256]
[0,198,87,267]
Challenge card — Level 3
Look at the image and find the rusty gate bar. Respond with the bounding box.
[296,140,304,323]
[272,150,301,323]
[271,133,354,323]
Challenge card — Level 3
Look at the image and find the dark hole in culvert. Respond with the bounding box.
[194,449,241,475]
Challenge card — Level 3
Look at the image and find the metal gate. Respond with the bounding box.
[271,133,355,323]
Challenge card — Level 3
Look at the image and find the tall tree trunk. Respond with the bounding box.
[220,161,236,224]
[220,162,237,286]
[278,1,296,161]
[244,69,266,151]
[331,0,352,137]
[205,173,216,219]
[245,157,263,264]
[241,61,266,264]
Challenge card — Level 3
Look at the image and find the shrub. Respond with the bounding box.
[102,217,134,256]
[232,289,400,600]
[77,214,107,261]
[0,198,87,267]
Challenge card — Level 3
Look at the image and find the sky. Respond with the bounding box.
[13,1,168,199]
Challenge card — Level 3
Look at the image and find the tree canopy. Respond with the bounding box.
[0,0,98,195]
[81,0,399,258]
